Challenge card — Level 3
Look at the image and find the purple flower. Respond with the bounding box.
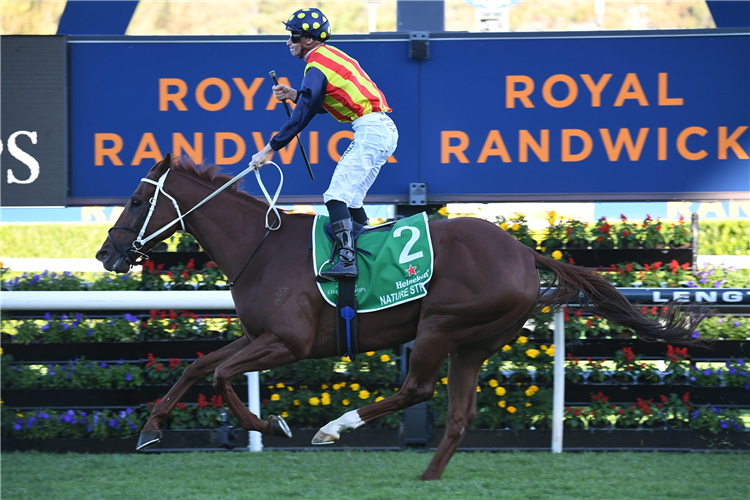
[13,424,22,431]
[712,407,721,414]
[691,410,701,419]
[41,325,49,330]
[703,369,712,376]
[62,324,68,331]
[124,313,138,323]
[729,368,737,374]
[100,362,108,368]
[744,382,750,391]
[125,373,132,381]
[692,331,701,339]
[734,321,741,327]
[109,420,117,427]
[119,411,127,419]
[67,410,75,416]
[87,425,92,433]
[708,269,715,276]
[44,312,51,321]
[739,359,745,366]
[734,424,741,431]
[700,278,708,284]
[80,411,86,417]
[40,413,49,419]
[720,421,729,429]
[87,329,93,336]
[126,408,134,414]
[129,422,137,430]
[61,314,67,320]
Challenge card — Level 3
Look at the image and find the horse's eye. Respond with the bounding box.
[131,198,142,207]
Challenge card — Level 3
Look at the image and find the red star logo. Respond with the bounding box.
[406,265,417,276]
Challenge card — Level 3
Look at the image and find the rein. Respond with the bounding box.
[125,161,284,278]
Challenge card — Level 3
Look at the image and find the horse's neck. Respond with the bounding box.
[172,175,270,279]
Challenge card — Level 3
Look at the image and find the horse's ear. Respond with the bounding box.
[148,153,172,175]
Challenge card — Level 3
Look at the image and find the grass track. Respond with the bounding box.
[2,450,748,500]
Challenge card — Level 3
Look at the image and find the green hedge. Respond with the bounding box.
[1,219,749,259]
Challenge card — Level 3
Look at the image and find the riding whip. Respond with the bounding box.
[269,70,314,180]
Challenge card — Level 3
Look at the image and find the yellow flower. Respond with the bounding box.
[281,412,289,418]
[526,349,540,358]
[511,223,520,231]
[476,386,481,393]
[498,400,506,408]
[358,390,370,399]
[321,384,328,389]
[500,222,509,230]
[322,397,331,406]
[507,406,517,413]
[548,210,557,220]
[547,347,555,356]
[366,351,375,356]
[341,356,351,362]
[333,384,341,390]
[309,397,320,406]
[342,399,351,406]
[552,250,563,260]
[525,385,539,397]
[541,306,551,314]
[271,394,281,401]
[17,413,24,418]
[488,379,499,388]
[350,383,360,391]
[495,387,506,396]
[276,382,285,388]
[502,345,512,352]
[293,399,300,406]
[287,386,294,391]
[525,402,532,407]
[380,354,391,363]
[516,336,528,345]
[438,207,448,216]
[375,396,385,402]
[441,377,448,385]
[340,382,346,387]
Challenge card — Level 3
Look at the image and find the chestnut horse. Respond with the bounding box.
[96,154,707,480]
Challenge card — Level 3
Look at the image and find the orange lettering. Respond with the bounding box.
[173,133,203,162]
[718,126,749,160]
[614,73,649,107]
[506,76,534,108]
[658,73,683,106]
[94,133,123,166]
[676,127,708,160]
[196,78,231,112]
[160,78,188,111]
[542,75,578,108]
[561,129,593,162]
[215,132,246,165]
[519,130,549,162]
[599,128,649,161]
[232,77,265,111]
[477,130,511,163]
[309,131,319,163]
[658,127,667,161]
[579,74,612,107]
[441,131,469,163]
[131,133,163,165]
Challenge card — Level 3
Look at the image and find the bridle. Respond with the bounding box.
[107,161,284,270]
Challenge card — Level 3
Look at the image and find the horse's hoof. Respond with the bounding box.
[267,415,292,438]
[136,430,162,451]
[311,430,337,445]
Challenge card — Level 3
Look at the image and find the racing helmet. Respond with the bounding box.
[283,8,331,41]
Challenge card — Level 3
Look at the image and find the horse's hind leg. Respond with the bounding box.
[419,343,493,481]
[312,331,456,445]
[137,336,251,450]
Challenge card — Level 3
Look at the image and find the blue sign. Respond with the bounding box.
[67,31,749,204]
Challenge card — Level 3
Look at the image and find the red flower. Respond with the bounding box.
[568,258,576,265]
[210,395,224,408]
[598,223,611,234]
[155,363,163,372]
[622,230,630,237]
[169,358,181,370]
[682,262,690,271]
[177,403,186,410]
[197,352,205,358]
[620,214,627,221]
[169,310,177,320]
[566,226,573,236]
[197,394,208,410]
[186,259,195,271]
[145,353,156,367]
[625,263,632,273]
[682,392,690,403]
[653,261,663,270]
[597,236,604,242]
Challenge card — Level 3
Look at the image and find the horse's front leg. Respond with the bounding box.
[212,330,302,437]
[137,336,251,451]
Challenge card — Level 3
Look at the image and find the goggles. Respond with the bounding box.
[289,32,303,43]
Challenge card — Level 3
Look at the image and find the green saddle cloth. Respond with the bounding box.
[312,212,434,312]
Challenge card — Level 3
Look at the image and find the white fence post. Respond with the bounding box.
[552,308,565,453]
[245,371,262,452]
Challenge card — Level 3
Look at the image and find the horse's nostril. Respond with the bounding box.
[96,250,109,262]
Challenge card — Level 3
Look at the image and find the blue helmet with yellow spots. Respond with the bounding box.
[283,8,331,41]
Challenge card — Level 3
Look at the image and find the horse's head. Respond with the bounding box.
[96,153,182,273]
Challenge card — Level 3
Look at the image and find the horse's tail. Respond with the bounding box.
[532,251,711,345]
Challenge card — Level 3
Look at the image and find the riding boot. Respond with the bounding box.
[319,218,358,281]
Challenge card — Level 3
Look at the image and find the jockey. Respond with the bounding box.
[250,7,398,281]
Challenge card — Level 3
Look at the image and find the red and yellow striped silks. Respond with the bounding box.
[305,45,392,123]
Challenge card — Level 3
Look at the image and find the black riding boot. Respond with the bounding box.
[319,218,358,281]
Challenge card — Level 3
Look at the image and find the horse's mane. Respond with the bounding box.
[170,155,244,193]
